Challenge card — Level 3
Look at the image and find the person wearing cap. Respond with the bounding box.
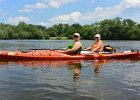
[86,34,104,52]
[60,33,83,54]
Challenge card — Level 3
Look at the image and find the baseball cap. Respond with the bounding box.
[94,34,100,38]
[74,33,80,37]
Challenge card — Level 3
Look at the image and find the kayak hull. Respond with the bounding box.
[0,50,139,61]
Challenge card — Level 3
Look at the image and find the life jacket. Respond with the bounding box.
[103,45,116,53]
[67,42,82,54]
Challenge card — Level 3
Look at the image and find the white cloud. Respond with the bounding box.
[50,12,81,24]
[48,4,124,25]
[121,0,140,8]
[19,0,76,13]
[82,5,124,22]
[17,0,140,26]
[7,16,30,25]
[48,0,76,8]
[19,2,48,12]
[48,0,140,25]
[25,2,48,9]
[19,9,33,13]
[37,22,50,27]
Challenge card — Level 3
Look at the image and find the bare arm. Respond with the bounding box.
[86,46,91,50]
[92,41,103,52]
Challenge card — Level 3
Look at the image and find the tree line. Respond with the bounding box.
[0,17,140,40]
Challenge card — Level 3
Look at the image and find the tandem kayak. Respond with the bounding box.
[0,50,139,61]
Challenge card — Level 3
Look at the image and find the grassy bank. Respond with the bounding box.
[49,37,68,40]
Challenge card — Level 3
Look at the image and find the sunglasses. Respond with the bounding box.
[74,35,79,38]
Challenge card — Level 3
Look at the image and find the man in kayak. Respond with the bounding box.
[86,34,104,52]
[59,33,83,54]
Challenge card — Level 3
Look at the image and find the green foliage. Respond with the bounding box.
[0,17,140,40]
[0,22,48,39]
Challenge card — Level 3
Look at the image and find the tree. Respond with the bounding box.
[0,18,140,40]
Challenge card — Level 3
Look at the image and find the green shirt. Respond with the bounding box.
[67,42,82,54]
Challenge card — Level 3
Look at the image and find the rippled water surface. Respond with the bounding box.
[0,40,140,100]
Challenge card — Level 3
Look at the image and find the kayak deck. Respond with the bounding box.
[0,50,139,61]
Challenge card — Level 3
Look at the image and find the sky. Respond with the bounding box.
[0,0,140,27]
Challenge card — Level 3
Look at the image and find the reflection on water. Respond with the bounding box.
[0,59,109,80]
[66,60,82,81]
[92,60,106,77]
[0,59,140,100]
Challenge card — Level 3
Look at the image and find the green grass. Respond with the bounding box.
[49,37,68,40]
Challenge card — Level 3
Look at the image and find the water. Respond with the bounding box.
[0,40,140,100]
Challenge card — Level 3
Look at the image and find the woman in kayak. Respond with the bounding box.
[60,33,83,54]
[86,34,104,52]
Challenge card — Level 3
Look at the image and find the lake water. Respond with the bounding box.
[0,40,140,100]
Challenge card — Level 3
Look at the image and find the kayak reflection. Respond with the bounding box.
[91,58,140,77]
[0,60,83,81]
[0,59,139,80]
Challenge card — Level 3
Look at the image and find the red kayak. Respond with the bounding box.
[0,50,139,61]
